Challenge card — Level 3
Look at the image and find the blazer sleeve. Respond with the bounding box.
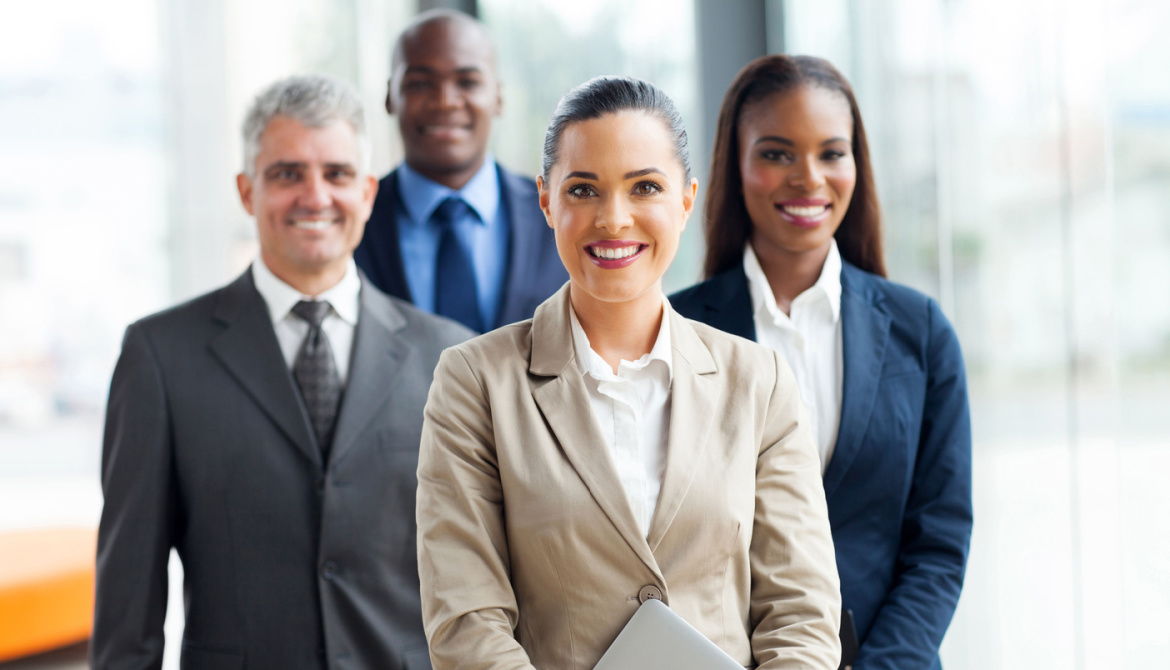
[750,351,843,669]
[855,299,973,669]
[416,348,535,670]
[91,324,180,670]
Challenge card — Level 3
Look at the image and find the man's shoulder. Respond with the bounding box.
[130,272,251,338]
[360,279,475,348]
[495,162,537,195]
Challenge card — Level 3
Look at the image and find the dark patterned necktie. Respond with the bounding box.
[432,197,484,332]
[291,300,342,459]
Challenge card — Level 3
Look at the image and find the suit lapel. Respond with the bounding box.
[646,308,719,552]
[496,166,544,328]
[529,287,664,581]
[822,263,890,500]
[703,265,757,341]
[328,277,410,467]
[209,270,321,469]
[368,170,414,303]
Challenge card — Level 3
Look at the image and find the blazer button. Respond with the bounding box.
[638,585,663,603]
[322,561,338,580]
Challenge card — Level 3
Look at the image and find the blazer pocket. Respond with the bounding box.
[180,642,245,670]
[880,365,925,381]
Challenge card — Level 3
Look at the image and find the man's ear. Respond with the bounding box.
[237,173,255,216]
[384,83,395,116]
[536,175,553,229]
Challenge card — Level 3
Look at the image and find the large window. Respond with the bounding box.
[782,0,1170,667]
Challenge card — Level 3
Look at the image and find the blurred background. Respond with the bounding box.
[0,0,1167,667]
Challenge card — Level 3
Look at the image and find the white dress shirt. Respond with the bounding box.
[251,257,361,384]
[743,242,843,473]
[569,301,673,538]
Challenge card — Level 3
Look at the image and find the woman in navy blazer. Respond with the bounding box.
[671,55,972,670]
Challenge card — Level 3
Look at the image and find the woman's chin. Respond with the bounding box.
[572,275,662,308]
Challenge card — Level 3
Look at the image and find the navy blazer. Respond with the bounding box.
[355,162,568,331]
[671,260,972,670]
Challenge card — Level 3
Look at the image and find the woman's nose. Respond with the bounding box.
[594,195,633,233]
[788,156,825,191]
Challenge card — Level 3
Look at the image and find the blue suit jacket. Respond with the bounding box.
[355,163,568,331]
[671,260,972,670]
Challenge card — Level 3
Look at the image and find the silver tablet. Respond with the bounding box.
[594,598,744,669]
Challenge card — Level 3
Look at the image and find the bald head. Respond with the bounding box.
[391,10,496,73]
[387,9,502,190]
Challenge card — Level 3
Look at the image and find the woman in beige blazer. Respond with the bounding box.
[417,76,841,669]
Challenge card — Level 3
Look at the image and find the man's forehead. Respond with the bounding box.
[394,18,495,73]
[255,118,361,164]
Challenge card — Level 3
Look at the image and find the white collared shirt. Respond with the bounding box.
[251,257,361,384]
[569,301,673,538]
[743,242,843,473]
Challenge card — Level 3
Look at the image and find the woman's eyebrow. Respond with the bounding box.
[624,167,665,179]
[753,135,849,146]
[562,170,598,182]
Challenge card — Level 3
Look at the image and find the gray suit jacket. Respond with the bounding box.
[92,268,472,670]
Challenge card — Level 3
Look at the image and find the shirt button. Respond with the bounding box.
[638,584,663,603]
[322,561,338,580]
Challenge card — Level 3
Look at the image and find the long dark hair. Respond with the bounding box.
[542,75,692,182]
[703,55,886,278]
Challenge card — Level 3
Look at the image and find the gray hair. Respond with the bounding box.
[242,74,370,176]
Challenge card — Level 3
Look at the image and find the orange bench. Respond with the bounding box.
[0,527,96,662]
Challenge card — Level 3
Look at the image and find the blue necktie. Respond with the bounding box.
[432,197,484,332]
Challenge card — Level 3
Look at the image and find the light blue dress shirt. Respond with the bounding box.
[396,157,510,329]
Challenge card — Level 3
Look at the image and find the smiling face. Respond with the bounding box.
[236,116,377,293]
[387,17,502,190]
[538,111,696,312]
[738,85,856,263]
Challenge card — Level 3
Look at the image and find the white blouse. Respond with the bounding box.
[743,242,844,473]
[569,301,672,537]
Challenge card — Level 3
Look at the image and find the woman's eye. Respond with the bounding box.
[567,184,596,198]
[633,181,663,196]
[823,150,847,161]
[760,149,792,163]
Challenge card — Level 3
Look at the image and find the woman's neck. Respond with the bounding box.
[751,237,831,316]
[570,283,664,374]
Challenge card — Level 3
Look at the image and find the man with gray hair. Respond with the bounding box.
[92,73,471,669]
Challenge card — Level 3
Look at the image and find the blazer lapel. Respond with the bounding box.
[646,308,719,552]
[528,287,664,581]
[495,165,545,328]
[327,276,411,467]
[822,263,890,500]
[209,270,321,469]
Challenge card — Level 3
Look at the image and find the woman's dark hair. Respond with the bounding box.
[703,55,886,278]
[542,75,692,182]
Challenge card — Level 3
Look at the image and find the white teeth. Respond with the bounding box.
[293,219,333,230]
[590,245,641,260]
[781,205,829,218]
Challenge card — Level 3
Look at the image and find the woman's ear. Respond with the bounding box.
[681,177,698,230]
[536,175,554,229]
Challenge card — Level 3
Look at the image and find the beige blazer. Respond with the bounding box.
[417,285,841,669]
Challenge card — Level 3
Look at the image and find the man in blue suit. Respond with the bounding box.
[355,10,567,332]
